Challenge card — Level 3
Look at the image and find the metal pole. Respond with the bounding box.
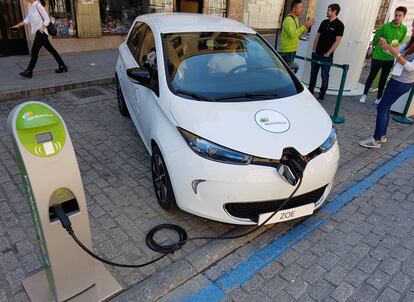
[331,64,349,124]
[392,86,414,124]
[274,29,279,50]
[294,55,349,123]
[275,0,289,50]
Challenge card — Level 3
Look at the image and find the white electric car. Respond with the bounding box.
[115,13,340,225]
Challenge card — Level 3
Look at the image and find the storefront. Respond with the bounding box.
[48,0,77,37]
[0,0,29,56]
[13,0,309,55]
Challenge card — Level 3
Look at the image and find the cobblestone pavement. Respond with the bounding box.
[164,139,414,302]
[0,84,412,301]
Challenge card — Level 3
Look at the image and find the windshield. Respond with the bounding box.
[162,32,303,102]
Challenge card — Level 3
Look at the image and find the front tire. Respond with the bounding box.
[116,77,130,117]
[151,146,176,210]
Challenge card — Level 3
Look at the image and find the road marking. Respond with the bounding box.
[182,144,414,301]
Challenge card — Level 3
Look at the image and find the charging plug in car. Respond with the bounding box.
[278,148,307,186]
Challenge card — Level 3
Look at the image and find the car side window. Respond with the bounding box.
[127,22,147,63]
[138,27,159,93]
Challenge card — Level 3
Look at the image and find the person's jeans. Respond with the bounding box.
[363,59,394,99]
[373,78,413,140]
[27,30,65,71]
[279,51,296,64]
[308,52,333,98]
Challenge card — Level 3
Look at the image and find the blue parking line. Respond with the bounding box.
[182,144,414,301]
[181,281,225,302]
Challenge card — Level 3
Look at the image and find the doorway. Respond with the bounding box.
[177,0,203,14]
[0,0,29,56]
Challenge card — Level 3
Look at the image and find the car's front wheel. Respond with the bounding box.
[116,77,129,117]
[151,146,176,210]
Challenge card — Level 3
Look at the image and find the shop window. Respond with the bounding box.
[150,0,173,13]
[100,0,172,34]
[243,0,284,29]
[207,0,227,17]
[48,0,77,37]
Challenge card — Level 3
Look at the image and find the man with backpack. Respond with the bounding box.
[279,0,314,64]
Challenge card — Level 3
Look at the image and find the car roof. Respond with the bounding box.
[137,13,257,34]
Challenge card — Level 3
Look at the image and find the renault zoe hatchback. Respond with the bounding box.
[115,13,340,225]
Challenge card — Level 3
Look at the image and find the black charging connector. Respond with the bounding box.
[52,204,73,233]
[52,170,305,268]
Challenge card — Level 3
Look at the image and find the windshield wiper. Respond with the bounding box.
[215,93,279,102]
[176,89,214,102]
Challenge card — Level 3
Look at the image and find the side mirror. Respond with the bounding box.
[127,67,151,85]
[288,62,299,74]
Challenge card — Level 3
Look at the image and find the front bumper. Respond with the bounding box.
[165,141,339,225]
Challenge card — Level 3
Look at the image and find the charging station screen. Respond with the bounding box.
[36,132,53,144]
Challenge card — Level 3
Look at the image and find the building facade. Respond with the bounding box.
[1,0,317,56]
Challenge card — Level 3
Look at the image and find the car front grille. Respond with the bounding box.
[224,185,328,222]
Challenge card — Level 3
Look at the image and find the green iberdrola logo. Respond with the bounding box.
[22,111,53,121]
[22,111,33,120]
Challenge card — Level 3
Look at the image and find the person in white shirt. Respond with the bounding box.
[11,0,67,78]
[359,20,414,149]
[208,39,246,74]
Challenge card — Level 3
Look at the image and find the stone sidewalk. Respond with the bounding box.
[159,129,414,302]
[0,49,117,102]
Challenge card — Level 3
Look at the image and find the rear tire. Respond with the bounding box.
[116,77,130,117]
[151,146,177,210]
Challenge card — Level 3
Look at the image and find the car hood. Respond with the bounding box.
[170,91,333,159]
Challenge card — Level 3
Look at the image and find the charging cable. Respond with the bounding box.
[52,174,304,268]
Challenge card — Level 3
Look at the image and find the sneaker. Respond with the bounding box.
[359,95,367,103]
[318,94,325,101]
[359,137,381,149]
[380,136,387,143]
[374,98,381,105]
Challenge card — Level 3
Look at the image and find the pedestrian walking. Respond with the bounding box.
[308,3,344,101]
[359,6,408,104]
[279,0,314,64]
[11,0,67,78]
[359,20,414,149]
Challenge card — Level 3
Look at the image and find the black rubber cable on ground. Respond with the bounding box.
[55,177,303,268]
[69,229,168,268]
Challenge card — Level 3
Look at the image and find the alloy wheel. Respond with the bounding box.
[152,153,168,202]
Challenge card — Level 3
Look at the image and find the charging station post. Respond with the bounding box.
[7,101,122,302]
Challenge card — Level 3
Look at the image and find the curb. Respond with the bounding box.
[113,123,414,301]
[0,77,115,102]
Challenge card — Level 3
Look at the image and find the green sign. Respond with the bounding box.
[15,103,66,158]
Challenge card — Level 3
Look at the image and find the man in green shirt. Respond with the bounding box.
[279,0,314,64]
[360,6,408,104]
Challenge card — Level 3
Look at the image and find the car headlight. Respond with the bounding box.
[178,128,253,165]
[319,127,337,153]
